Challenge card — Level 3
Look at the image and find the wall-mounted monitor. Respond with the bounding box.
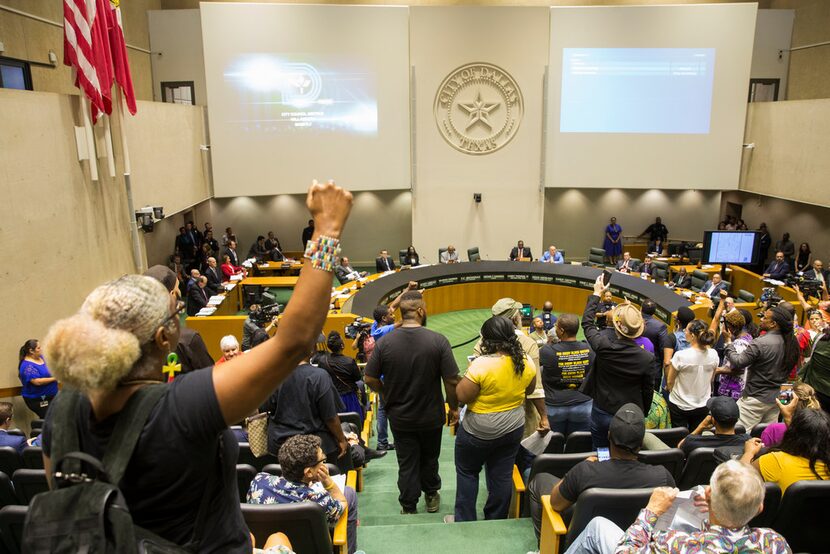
[703,231,761,265]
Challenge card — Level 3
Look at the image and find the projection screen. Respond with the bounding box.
[201,3,410,196]
[546,4,757,190]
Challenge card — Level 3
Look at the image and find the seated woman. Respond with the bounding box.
[760,383,822,448]
[452,316,536,522]
[215,335,242,365]
[742,408,830,492]
[248,435,359,554]
[38,182,353,551]
[316,331,364,423]
[221,254,246,280]
[403,245,420,266]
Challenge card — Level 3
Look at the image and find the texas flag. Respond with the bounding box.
[105,0,137,116]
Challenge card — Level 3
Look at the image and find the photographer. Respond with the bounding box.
[243,304,280,351]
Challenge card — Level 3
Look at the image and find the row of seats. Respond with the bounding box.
[541,480,830,554]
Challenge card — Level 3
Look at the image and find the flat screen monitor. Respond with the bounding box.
[702,231,761,265]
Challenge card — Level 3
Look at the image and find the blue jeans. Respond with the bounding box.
[454,424,524,522]
[590,404,615,449]
[563,516,624,554]
[547,400,593,437]
[377,401,390,447]
[344,486,359,554]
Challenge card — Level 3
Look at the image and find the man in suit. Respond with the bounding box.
[640,299,671,390]
[440,245,459,264]
[336,256,365,283]
[187,276,210,316]
[615,252,639,274]
[763,251,791,280]
[204,257,223,293]
[265,231,282,252]
[669,267,692,289]
[0,403,26,454]
[186,269,201,294]
[803,260,827,285]
[302,219,315,245]
[224,240,241,267]
[376,250,397,272]
[639,256,656,277]
[700,273,728,300]
[509,240,532,261]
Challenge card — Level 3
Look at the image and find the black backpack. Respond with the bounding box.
[22,385,212,553]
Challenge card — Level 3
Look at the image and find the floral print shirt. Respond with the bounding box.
[246,472,344,526]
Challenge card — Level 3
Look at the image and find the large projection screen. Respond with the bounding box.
[546,4,757,190]
[201,3,410,196]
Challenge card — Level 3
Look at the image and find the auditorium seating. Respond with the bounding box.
[467,247,480,262]
[771,480,830,552]
[0,449,21,480]
[690,270,709,291]
[237,442,279,472]
[21,447,44,470]
[584,247,606,267]
[563,432,593,454]
[242,501,348,554]
[438,247,447,261]
[0,505,26,554]
[677,447,718,489]
[398,249,408,265]
[738,289,756,303]
[236,464,257,502]
[748,482,781,529]
[0,472,20,508]
[10,469,48,504]
[647,427,689,449]
[637,448,685,480]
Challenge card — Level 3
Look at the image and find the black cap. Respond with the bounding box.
[609,403,645,452]
[706,396,740,426]
[676,306,695,328]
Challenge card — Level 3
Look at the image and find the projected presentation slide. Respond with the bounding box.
[708,232,756,264]
[560,48,715,134]
[223,55,377,135]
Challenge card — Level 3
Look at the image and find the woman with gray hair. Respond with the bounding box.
[38,182,353,552]
[562,460,790,553]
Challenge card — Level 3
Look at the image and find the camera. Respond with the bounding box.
[786,275,822,300]
[250,303,281,326]
[344,318,372,339]
[759,287,782,310]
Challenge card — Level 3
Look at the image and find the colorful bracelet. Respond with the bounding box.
[304,236,341,272]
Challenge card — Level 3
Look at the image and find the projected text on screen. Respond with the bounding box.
[709,232,755,264]
[224,54,377,135]
[560,48,715,134]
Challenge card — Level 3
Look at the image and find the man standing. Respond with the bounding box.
[375,250,397,272]
[540,246,564,264]
[582,276,655,448]
[440,245,459,264]
[301,219,315,245]
[640,299,671,391]
[509,240,531,261]
[595,291,616,330]
[203,257,222,293]
[225,240,241,267]
[763,251,791,281]
[536,301,558,332]
[365,291,460,514]
[640,217,668,246]
[775,232,795,266]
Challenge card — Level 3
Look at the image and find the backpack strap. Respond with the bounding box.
[103,384,167,484]
[49,389,84,476]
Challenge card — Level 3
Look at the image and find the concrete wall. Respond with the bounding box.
[751,9,795,99]
[147,9,207,105]
[770,0,830,100]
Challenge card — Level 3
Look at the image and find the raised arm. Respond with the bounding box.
[582,276,611,351]
[212,182,353,425]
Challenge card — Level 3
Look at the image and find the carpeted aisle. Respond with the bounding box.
[356,309,539,554]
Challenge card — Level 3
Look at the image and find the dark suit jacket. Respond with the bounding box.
[302,226,314,245]
[764,261,791,280]
[673,275,692,289]
[187,285,210,316]
[509,247,532,261]
[375,257,396,272]
[224,248,240,267]
[204,266,223,293]
[701,280,728,299]
[804,268,828,282]
[616,259,640,273]
[336,265,357,283]
[0,430,26,455]
[176,328,214,374]
[639,263,656,277]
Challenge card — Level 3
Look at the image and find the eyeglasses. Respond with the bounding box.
[307,457,327,469]
[161,301,186,326]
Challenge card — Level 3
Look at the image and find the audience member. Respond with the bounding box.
[528,403,675,540]
[203,257,222,294]
[760,383,822,447]
[186,268,200,293]
[669,267,692,289]
[566,461,789,554]
[0,402,27,454]
[451,316,537,522]
[196,242,212,273]
[794,242,812,273]
[301,219,314,245]
[144,265,214,374]
[603,216,623,265]
[742,408,830,492]
[203,229,219,256]
[473,298,546,437]
[775,232,795,266]
[581,276,654,448]
[335,256,365,284]
[222,226,235,248]
[375,249,397,272]
[215,335,241,365]
[615,252,638,274]
[528,318,547,347]
[168,253,185,284]
[594,291,615,330]
[806,308,826,342]
[714,309,753,400]
[541,314,594,436]
[640,299,671,390]
[440,245,459,264]
[509,240,532,261]
[186,276,210,316]
[666,319,718,430]
[724,305,800,430]
[248,435,359,554]
[175,225,197,266]
[317,331,364,422]
[540,245,564,264]
[758,223,772,267]
[536,300,557,332]
[17,339,58,418]
[799,326,830,412]
[365,291,460,514]
[402,245,420,266]
[670,306,696,353]
[763,251,791,280]
[700,272,728,300]
[676,397,749,456]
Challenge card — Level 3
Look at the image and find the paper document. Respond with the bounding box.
[311,473,347,495]
[654,488,707,533]
[521,431,554,456]
[230,274,243,281]
[196,307,217,316]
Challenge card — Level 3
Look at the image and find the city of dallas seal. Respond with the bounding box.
[434,62,523,155]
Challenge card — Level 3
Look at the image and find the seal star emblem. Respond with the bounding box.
[458,91,499,130]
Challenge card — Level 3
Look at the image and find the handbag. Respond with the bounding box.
[245,412,269,458]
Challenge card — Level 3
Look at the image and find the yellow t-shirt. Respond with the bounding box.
[759,451,830,493]
[464,355,536,414]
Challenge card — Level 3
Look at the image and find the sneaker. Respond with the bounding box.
[377,443,396,451]
[443,514,455,524]
[425,492,440,513]
[364,448,388,462]
[400,507,417,515]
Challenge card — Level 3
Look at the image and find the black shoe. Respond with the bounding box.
[377,443,396,451]
[401,507,417,515]
[364,448,388,462]
[425,492,440,513]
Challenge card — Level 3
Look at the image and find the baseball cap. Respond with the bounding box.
[492,298,522,319]
[609,403,645,452]
[706,396,740,426]
[612,304,644,339]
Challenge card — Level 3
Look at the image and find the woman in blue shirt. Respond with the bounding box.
[603,217,623,265]
[18,339,58,418]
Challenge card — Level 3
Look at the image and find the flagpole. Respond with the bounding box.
[114,87,144,273]
[103,115,117,178]
[79,98,100,182]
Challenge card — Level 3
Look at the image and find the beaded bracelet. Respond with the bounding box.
[304,236,341,272]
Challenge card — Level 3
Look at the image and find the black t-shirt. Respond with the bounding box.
[680,433,749,457]
[541,341,594,407]
[316,353,362,395]
[42,369,249,553]
[365,326,459,430]
[559,458,675,503]
[262,363,344,454]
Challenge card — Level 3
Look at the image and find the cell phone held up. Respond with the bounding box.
[601,270,612,287]
[779,390,794,405]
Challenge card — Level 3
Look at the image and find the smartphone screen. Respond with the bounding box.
[597,447,610,462]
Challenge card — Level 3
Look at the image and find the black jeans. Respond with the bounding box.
[24,395,55,419]
[667,400,709,431]
[528,473,571,541]
[390,424,443,511]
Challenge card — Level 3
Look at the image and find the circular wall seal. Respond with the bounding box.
[434,62,523,155]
